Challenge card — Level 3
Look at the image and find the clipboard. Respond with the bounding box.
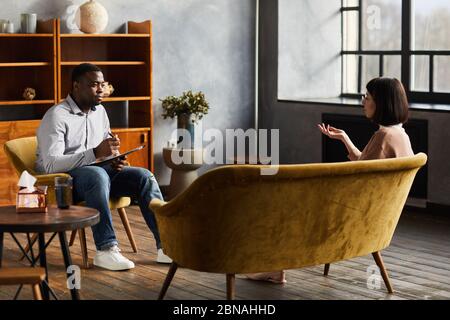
[89,145,145,166]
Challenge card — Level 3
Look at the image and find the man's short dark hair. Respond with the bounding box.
[71,63,102,85]
[366,77,409,126]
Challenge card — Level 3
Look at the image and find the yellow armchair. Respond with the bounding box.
[4,136,137,268]
[151,153,427,299]
[2,135,69,204]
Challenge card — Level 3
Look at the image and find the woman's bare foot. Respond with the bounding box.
[245,271,286,284]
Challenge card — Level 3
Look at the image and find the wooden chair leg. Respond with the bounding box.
[69,230,77,246]
[78,229,89,269]
[372,251,394,293]
[20,233,38,261]
[158,262,178,300]
[324,263,330,276]
[31,284,43,300]
[117,208,138,253]
[226,274,235,300]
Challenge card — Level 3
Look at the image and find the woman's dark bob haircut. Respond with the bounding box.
[366,77,409,126]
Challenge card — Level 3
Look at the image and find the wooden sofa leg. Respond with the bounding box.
[78,229,89,269]
[324,264,330,276]
[158,262,178,300]
[31,284,43,300]
[226,274,235,300]
[372,251,394,293]
[69,230,77,246]
[117,208,138,253]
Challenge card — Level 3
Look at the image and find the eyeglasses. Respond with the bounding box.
[362,93,372,101]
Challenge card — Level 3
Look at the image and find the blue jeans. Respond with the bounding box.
[68,165,163,251]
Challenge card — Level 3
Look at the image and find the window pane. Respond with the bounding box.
[361,55,379,92]
[411,55,429,92]
[343,55,359,93]
[383,55,401,80]
[343,0,359,7]
[362,0,402,50]
[434,56,450,93]
[343,11,359,51]
[413,0,450,50]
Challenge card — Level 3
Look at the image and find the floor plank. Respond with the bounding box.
[1,207,449,300]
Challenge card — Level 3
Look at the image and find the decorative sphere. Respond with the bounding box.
[76,0,108,34]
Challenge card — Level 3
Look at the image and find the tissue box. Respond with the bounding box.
[16,186,48,213]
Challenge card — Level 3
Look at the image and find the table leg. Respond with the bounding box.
[0,232,3,267]
[38,233,50,300]
[27,233,37,265]
[58,232,80,300]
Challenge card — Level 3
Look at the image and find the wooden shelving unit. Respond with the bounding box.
[0,19,154,205]
[57,19,153,172]
[0,19,57,205]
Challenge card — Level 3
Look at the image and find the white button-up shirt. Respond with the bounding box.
[36,94,110,173]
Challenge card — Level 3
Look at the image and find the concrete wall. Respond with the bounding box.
[260,0,450,206]
[1,0,256,184]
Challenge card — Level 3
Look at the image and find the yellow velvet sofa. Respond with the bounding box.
[151,153,427,300]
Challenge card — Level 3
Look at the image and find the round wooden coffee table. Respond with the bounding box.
[0,205,99,300]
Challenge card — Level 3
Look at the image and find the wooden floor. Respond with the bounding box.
[1,206,449,300]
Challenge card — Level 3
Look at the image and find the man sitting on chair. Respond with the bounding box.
[35,63,171,271]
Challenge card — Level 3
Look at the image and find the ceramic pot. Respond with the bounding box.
[76,0,108,34]
[177,113,195,149]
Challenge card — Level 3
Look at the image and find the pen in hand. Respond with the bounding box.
[108,131,120,155]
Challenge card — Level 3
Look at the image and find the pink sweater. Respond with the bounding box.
[357,125,414,161]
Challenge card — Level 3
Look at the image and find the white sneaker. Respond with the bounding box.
[157,248,172,264]
[93,245,135,271]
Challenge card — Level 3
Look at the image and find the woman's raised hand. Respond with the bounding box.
[317,123,347,141]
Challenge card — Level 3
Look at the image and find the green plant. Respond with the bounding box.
[160,90,210,123]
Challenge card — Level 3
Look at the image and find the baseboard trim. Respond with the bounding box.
[404,205,428,214]
[404,202,449,216]
[426,202,450,216]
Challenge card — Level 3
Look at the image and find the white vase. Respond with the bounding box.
[76,0,108,34]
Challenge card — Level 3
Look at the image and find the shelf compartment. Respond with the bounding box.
[0,104,53,121]
[60,37,150,62]
[61,61,145,66]
[0,37,55,63]
[103,100,151,129]
[60,65,150,98]
[0,66,55,101]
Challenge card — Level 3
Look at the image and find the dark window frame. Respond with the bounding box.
[341,0,450,104]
